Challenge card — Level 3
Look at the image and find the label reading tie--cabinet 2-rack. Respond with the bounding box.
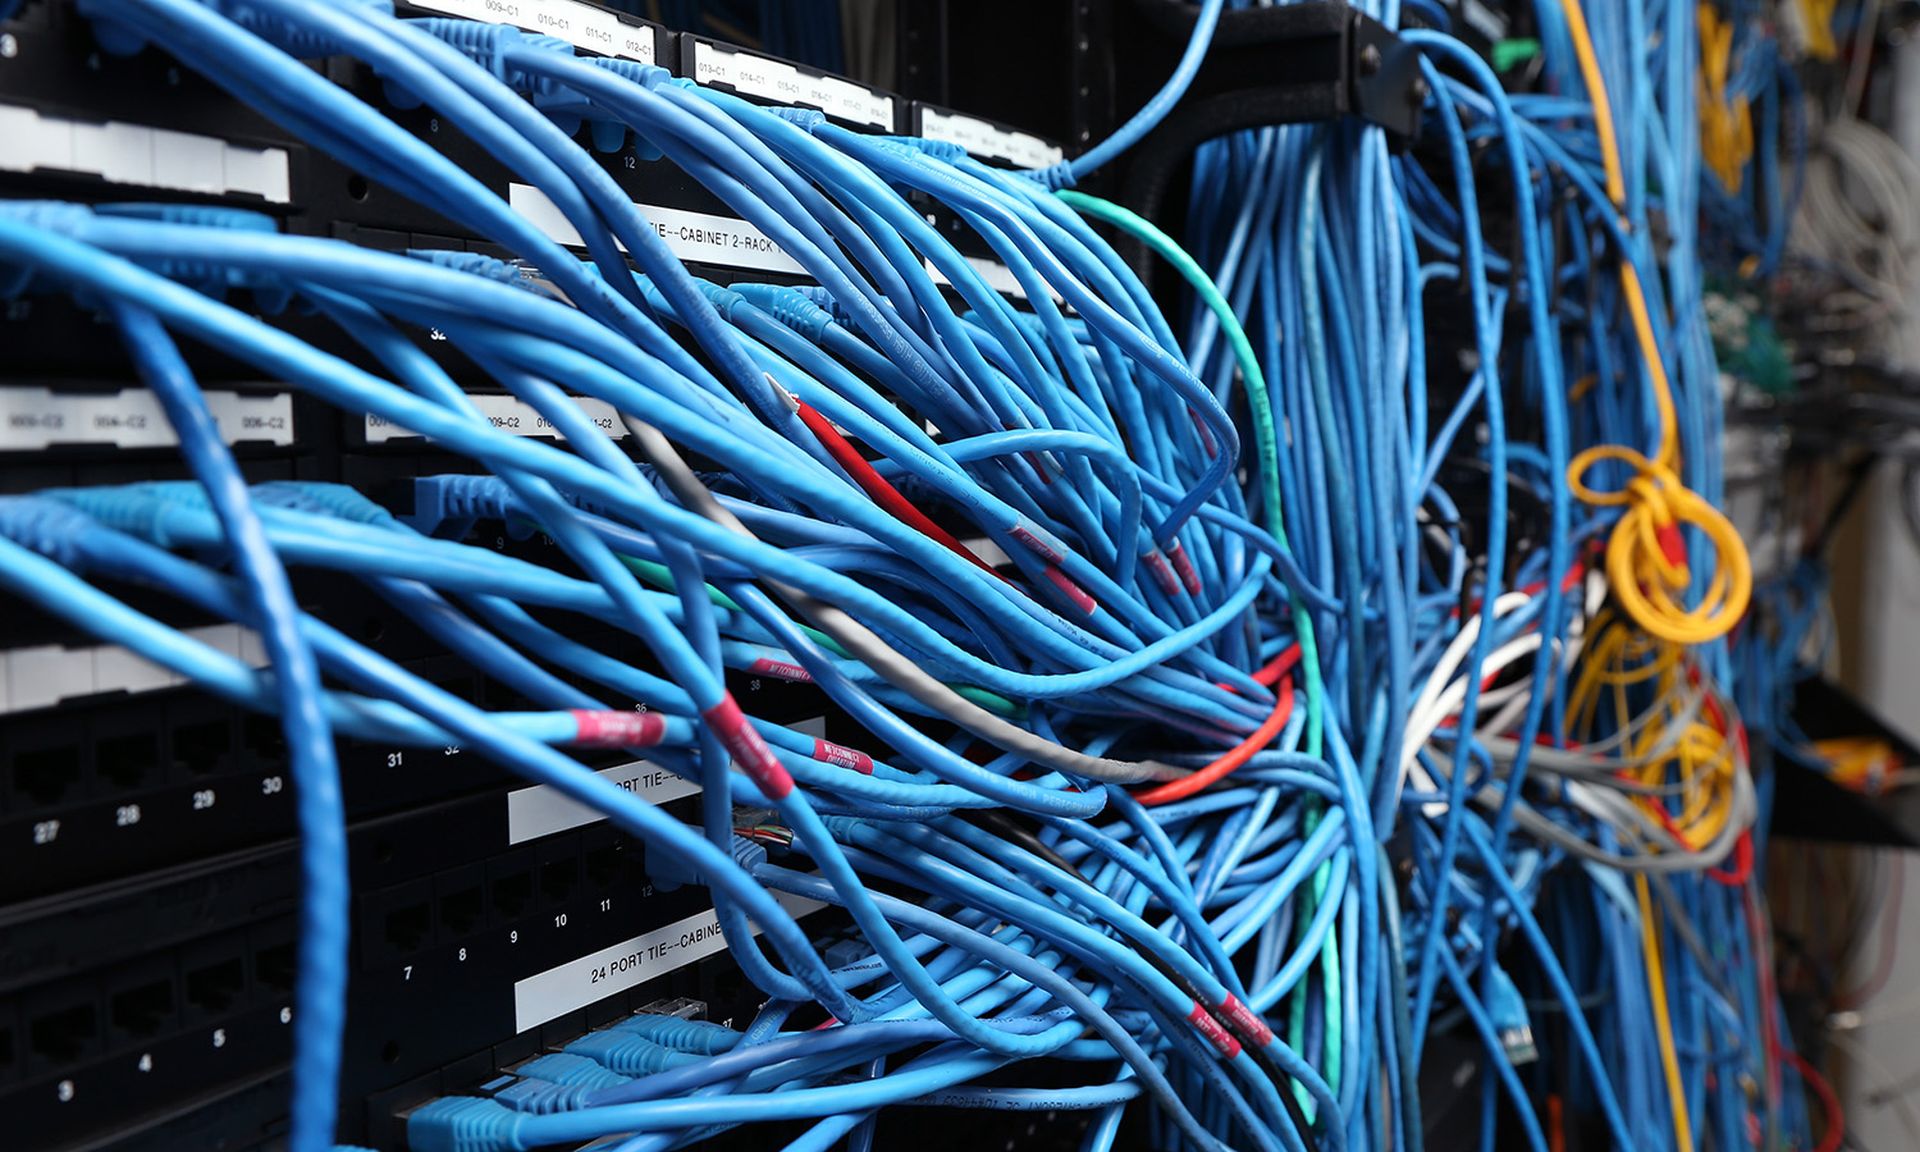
[408,0,658,61]
[508,183,806,276]
[688,39,895,131]
[513,890,825,1032]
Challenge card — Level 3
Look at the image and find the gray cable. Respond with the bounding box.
[623,413,1189,785]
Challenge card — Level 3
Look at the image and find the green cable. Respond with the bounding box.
[1057,188,1341,1106]
[1054,188,1324,757]
[1492,37,1542,74]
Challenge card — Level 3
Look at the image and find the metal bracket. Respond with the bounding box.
[1106,1,1425,280]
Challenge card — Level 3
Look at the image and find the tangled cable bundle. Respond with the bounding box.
[0,0,1842,1149]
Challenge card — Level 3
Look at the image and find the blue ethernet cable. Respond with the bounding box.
[107,306,348,1152]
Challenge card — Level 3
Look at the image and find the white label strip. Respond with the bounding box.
[925,254,1064,304]
[509,183,805,275]
[0,104,291,202]
[507,759,700,845]
[3,625,266,715]
[0,388,294,450]
[410,0,656,61]
[506,717,822,844]
[514,890,824,1032]
[363,392,626,444]
[918,107,1062,169]
[690,40,894,130]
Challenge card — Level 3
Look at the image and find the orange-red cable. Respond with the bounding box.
[1138,654,1298,807]
[1781,1047,1845,1152]
[792,399,1003,580]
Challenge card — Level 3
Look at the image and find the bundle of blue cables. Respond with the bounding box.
[0,0,1831,1150]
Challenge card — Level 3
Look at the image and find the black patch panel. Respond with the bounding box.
[0,760,841,1150]
[0,2,1009,1148]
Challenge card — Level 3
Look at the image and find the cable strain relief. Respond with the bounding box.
[514,1052,629,1088]
[816,814,865,847]
[404,1095,525,1152]
[411,18,520,85]
[416,473,510,526]
[588,55,672,89]
[406,248,530,290]
[256,481,399,526]
[1028,161,1077,191]
[490,1077,592,1115]
[767,106,827,131]
[46,486,182,548]
[732,283,832,340]
[691,277,744,321]
[213,0,387,59]
[613,1015,740,1054]
[729,832,769,874]
[0,496,94,568]
[878,134,967,164]
[565,1030,702,1075]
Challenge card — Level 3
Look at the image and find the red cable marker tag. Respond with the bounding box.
[1168,540,1203,595]
[813,738,874,775]
[1190,407,1219,458]
[703,696,794,800]
[748,657,813,683]
[1218,995,1273,1047]
[1044,567,1098,615]
[570,710,667,748]
[1655,522,1687,568]
[1143,549,1181,596]
[1188,1002,1241,1057]
[1008,521,1065,564]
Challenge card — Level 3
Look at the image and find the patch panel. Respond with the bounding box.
[0,3,1103,1150]
[0,763,834,1150]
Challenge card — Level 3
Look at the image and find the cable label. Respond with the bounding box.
[506,759,698,845]
[1217,995,1273,1047]
[410,0,658,61]
[704,696,795,800]
[569,709,668,748]
[1168,540,1203,595]
[1008,520,1066,564]
[1044,567,1097,615]
[364,391,624,443]
[689,39,894,130]
[1143,549,1181,596]
[916,105,1064,168]
[812,738,874,775]
[513,890,822,1032]
[1188,1002,1241,1058]
[0,386,294,450]
[748,657,813,683]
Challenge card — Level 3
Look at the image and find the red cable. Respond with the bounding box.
[792,399,1002,580]
[1252,644,1304,688]
[1707,830,1754,886]
[1781,1047,1845,1152]
[1137,670,1295,807]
